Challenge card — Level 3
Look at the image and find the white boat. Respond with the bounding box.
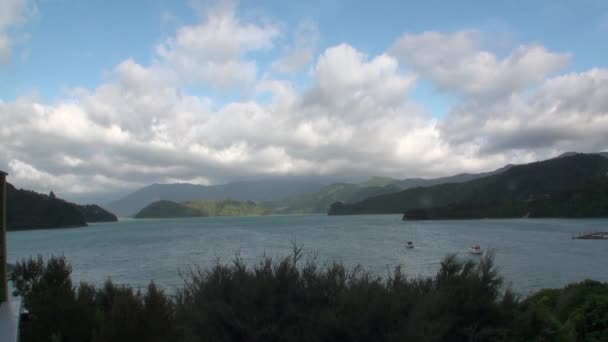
[469,244,482,255]
[405,241,414,249]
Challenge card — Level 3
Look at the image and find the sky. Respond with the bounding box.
[1,0,607,203]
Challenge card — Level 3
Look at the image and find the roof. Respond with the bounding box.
[0,171,6,176]
[0,297,22,342]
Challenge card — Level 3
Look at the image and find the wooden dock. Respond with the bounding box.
[572,232,608,240]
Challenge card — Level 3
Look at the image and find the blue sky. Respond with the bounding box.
[4,0,607,103]
[1,0,607,202]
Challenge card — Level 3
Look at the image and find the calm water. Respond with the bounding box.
[7,215,608,294]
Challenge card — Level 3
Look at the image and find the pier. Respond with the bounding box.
[572,232,608,240]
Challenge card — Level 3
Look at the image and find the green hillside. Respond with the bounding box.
[134,199,270,218]
[6,184,117,230]
[267,165,515,214]
[266,181,403,214]
[329,153,608,217]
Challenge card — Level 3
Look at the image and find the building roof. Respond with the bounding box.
[0,298,22,342]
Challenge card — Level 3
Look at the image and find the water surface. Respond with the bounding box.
[8,215,608,294]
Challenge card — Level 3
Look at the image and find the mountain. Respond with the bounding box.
[266,182,403,214]
[328,153,608,217]
[6,184,117,230]
[394,164,514,189]
[106,178,326,217]
[134,199,270,219]
[266,165,513,214]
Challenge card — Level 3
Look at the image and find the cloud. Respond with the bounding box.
[302,44,416,114]
[441,68,608,154]
[390,30,570,99]
[0,0,33,64]
[156,0,280,88]
[1,2,606,203]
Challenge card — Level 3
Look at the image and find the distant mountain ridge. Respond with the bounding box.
[108,152,608,217]
[106,178,326,217]
[329,153,608,217]
[6,183,118,230]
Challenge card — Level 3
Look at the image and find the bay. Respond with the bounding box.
[7,215,608,294]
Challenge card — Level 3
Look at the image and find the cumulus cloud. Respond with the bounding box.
[442,68,608,154]
[390,30,571,99]
[1,1,606,203]
[156,0,279,88]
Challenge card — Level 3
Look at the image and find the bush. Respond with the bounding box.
[9,249,608,341]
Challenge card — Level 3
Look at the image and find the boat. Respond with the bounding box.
[469,244,482,255]
[572,232,608,240]
[405,241,414,249]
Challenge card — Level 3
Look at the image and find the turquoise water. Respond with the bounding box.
[7,215,608,294]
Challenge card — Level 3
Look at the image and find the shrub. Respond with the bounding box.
[9,249,608,341]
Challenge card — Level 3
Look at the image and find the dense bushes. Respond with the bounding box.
[10,249,608,341]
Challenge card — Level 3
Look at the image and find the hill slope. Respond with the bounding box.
[267,166,513,214]
[329,153,608,217]
[6,184,117,230]
[134,199,270,218]
[106,178,326,217]
[266,182,403,214]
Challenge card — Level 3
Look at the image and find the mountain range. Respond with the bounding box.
[328,153,608,218]
[108,164,518,217]
[265,165,516,214]
[105,178,327,217]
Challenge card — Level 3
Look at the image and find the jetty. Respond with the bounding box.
[572,232,608,240]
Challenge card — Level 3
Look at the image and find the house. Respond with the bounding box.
[0,170,21,342]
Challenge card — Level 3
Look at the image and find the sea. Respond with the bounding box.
[7,215,608,295]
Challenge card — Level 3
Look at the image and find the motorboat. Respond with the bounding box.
[405,241,414,249]
[469,244,482,255]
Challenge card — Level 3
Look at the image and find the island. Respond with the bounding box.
[134,199,270,218]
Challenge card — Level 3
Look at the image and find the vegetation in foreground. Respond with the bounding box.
[10,249,608,342]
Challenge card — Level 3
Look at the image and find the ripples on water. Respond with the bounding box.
[7,215,608,294]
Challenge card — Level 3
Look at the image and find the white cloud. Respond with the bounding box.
[441,68,608,155]
[156,0,279,88]
[391,30,570,99]
[1,3,607,204]
[303,44,416,116]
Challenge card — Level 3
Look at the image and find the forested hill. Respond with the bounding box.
[6,183,118,230]
[134,199,270,218]
[328,153,608,217]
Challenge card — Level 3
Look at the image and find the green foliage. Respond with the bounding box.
[10,256,177,342]
[134,199,270,218]
[10,252,608,341]
[514,280,608,341]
